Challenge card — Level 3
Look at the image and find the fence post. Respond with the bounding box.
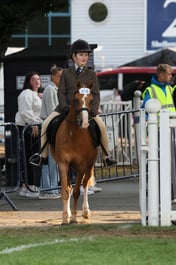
[160,111,172,226]
[139,109,148,225]
[133,90,142,163]
[145,99,161,226]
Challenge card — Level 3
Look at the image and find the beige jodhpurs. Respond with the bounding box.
[93,116,109,158]
[41,113,110,159]
[41,111,59,158]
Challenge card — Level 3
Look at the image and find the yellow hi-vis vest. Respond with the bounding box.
[142,84,176,112]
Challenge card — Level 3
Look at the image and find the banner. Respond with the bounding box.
[146,0,176,51]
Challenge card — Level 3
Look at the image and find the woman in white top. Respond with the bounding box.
[15,71,43,198]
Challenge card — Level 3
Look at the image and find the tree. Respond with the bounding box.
[0,0,68,59]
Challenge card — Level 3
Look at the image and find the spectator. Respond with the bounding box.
[142,64,175,112]
[39,65,63,199]
[171,74,176,108]
[15,71,42,198]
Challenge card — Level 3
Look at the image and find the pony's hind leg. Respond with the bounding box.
[62,185,72,225]
[82,185,91,219]
[71,184,81,223]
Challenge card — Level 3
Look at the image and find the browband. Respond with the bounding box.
[79,88,90,95]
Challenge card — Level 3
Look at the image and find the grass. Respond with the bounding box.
[0,224,176,265]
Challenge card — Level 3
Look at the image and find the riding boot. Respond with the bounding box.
[103,156,117,167]
[100,142,117,166]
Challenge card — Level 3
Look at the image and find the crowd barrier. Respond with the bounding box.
[0,123,21,210]
[0,105,140,210]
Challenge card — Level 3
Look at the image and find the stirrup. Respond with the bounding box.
[29,153,42,166]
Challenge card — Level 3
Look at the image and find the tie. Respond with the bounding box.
[76,67,81,75]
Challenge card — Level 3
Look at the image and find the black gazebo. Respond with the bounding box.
[2,46,67,122]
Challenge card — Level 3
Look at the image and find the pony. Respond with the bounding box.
[51,80,99,225]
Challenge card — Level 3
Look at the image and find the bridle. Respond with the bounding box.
[66,86,92,127]
[76,107,89,114]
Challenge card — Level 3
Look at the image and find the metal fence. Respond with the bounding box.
[95,108,140,183]
[0,123,21,210]
[0,107,140,209]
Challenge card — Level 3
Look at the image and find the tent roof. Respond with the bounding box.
[121,48,176,67]
[2,46,68,62]
[2,44,97,62]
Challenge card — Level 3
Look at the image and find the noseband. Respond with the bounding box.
[76,107,89,114]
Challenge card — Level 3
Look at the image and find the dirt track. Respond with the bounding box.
[0,210,141,227]
[0,179,141,227]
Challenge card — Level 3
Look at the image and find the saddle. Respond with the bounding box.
[47,114,101,150]
[46,113,65,149]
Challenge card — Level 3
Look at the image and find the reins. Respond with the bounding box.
[65,107,91,127]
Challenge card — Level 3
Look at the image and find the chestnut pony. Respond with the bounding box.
[51,80,98,225]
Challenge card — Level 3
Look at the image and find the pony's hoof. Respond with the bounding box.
[62,216,71,225]
[61,222,70,226]
[82,209,91,219]
[61,219,70,226]
[70,219,78,224]
[70,215,78,223]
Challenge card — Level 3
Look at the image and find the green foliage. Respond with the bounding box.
[0,0,67,58]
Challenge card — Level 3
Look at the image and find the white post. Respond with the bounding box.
[139,109,148,225]
[145,99,161,226]
[160,111,172,226]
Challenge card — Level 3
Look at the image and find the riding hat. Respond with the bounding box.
[70,39,91,57]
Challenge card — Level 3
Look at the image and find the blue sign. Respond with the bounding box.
[146,0,176,51]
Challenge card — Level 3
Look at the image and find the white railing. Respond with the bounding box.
[100,100,132,113]
[160,111,176,225]
[140,98,176,226]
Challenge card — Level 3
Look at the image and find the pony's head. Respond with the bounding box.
[72,80,94,128]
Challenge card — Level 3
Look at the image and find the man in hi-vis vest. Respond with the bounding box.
[142,64,175,112]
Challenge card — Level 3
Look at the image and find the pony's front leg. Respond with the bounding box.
[82,185,91,219]
[61,185,72,225]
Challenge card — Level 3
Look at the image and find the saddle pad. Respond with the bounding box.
[46,114,65,149]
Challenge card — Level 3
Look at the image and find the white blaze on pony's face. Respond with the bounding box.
[81,93,89,128]
[76,87,92,129]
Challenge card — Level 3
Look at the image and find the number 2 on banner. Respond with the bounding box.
[162,0,176,37]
